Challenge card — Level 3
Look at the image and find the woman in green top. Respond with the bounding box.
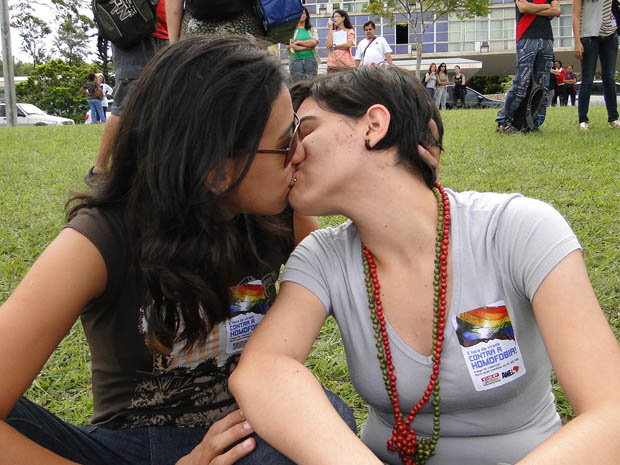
[287,7,319,83]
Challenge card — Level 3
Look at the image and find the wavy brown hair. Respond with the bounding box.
[69,36,293,352]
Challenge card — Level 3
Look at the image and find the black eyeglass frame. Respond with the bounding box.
[256,113,300,168]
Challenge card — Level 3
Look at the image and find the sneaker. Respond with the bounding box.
[84,166,103,188]
[495,123,505,133]
[502,123,521,135]
[610,120,620,129]
[579,122,589,131]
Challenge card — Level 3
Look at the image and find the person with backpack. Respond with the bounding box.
[85,0,168,186]
[572,0,620,131]
[1,36,357,465]
[81,72,106,124]
[167,0,265,43]
[495,0,560,134]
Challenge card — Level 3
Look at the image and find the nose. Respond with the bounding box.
[289,137,306,167]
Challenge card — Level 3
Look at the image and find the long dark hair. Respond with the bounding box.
[290,66,443,188]
[69,36,291,352]
[302,7,312,30]
[333,9,353,29]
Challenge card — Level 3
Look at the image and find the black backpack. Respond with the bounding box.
[93,0,159,49]
[512,78,545,133]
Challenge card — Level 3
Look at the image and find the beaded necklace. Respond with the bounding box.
[361,183,450,465]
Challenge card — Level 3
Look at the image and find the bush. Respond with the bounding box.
[15,59,98,123]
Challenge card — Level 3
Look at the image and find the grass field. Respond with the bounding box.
[1,106,619,429]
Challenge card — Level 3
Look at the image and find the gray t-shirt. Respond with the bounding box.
[282,189,581,465]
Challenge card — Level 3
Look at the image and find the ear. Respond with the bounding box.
[204,159,236,194]
[364,104,391,148]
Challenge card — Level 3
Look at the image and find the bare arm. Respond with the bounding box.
[517,251,620,464]
[293,38,318,48]
[572,0,583,59]
[564,75,577,85]
[516,0,551,14]
[536,0,561,16]
[166,0,184,44]
[385,52,392,65]
[325,22,334,48]
[0,228,107,464]
[230,283,383,465]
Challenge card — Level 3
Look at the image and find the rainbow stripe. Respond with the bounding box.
[455,305,514,348]
[231,283,268,314]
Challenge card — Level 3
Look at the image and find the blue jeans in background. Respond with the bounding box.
[289,58,318,83]
[7,392,355,465]
[435,86,448,110]
[88,98,106,124]
[496,38,553,125]
[578,33,619,123]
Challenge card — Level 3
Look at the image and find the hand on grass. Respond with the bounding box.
[175,410,255,465]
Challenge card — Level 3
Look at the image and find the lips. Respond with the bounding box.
[289,170,297,188]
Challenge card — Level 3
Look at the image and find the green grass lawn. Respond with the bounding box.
[1,106,619,428]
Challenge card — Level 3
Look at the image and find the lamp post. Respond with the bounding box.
[0,0,17,126]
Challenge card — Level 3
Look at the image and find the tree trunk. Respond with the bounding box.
[416,43,423,80]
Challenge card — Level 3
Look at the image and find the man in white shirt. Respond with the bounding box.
[355,21,392,67]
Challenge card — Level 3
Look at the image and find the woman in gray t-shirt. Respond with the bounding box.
[231,66,620,465]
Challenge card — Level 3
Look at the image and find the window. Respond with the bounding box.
[396,23,409,44]
[0,104,5,118]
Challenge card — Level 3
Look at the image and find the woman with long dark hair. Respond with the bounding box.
[434,62,449,110]
[325,9,355,72]
[231,66,620,465]
[0,36,354,465]
[287,7,320,83]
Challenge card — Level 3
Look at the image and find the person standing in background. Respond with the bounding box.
[452,65,467,108]
[551,60,566,106]
[96,74,114,123]
[563,64,577,106]
[434,63,449,110]
[287,7,319,83]
[81,72,106,125]
[354,21,392,67]
[424,63,437,99]
[85,0,168,186]
[325,9,355,73]
[495,0,559,134]
[572,0,620,130]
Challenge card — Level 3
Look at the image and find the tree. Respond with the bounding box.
[365,0,489,78]
[0,59,33,77]
[51,0,95,65]
[53,15,91,65]
[9,3,52,66]
[16,59,95,122]
[96,35,113,82]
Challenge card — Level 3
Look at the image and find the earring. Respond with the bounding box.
[365,139,373,150]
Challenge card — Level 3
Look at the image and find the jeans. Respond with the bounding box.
[88,98,106,123]
[289,58,318,83]
[578,33,619,123]
[435,86,447,110]
[565,86,576,106]
[426,87,435,99]
[496,38,553,125]
[7,392,355,465]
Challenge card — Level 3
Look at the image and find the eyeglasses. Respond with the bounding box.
[256,113,300,168]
